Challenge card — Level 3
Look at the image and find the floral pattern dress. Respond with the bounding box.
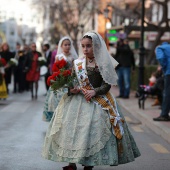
[42,66,141,166]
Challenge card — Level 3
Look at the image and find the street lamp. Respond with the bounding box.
[138,0,145,87]
[104,8,109,43]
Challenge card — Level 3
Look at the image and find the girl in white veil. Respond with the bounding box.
[56,36,78,60]
[42,36,78,122]
[42,31,140,170]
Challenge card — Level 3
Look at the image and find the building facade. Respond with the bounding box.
[0,0,44,51]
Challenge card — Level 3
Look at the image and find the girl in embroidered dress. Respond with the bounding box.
[42,31,140,170]
[0,59,8,100]
[42,36,78,122]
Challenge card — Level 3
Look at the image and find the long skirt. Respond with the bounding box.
[0,78,8,99]
[42,93,140,166]
[42,88,67,122]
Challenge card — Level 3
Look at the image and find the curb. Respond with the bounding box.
[118,98,170,144]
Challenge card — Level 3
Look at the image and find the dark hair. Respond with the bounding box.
[61,39,71,46]
[44,43,50,49]
[82,35,92,40]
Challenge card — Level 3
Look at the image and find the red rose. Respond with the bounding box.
[52,71,60,78]
[58,59,67,69]
[59,63,64,69]
[62,70,71,77]
[52,64,59,72]
[47,75,55,86]
[60,59,67,67]
[66,70,71,75]
[57,59,66,68]
[0,58,7,66]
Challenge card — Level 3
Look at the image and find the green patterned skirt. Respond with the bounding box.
[42,88,67,122]
[42,93,140,166]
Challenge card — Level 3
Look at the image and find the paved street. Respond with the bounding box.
[0,79,170,170]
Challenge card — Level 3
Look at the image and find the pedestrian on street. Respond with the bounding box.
[13,45,28,93]
[0,43,14,94]
[50,43,58,74]
[114,39,135,99]
[153,42,170,121]
[25,43,42,100]
[23,44,31,91]
[42,36,78,122]
[42,44,52,91]
[42,31,140,170]
[13,42,21,93]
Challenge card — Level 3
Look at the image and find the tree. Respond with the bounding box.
[146,0,170,64]
[108,0,170,64]
[32,0,99,51]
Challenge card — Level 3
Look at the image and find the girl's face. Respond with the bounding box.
[81,38,93,58]
[62,39,71,54]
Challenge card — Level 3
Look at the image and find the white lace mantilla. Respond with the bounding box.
[43,94,112,159]
[80,31,119,86]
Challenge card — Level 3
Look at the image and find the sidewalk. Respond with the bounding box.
[111,86,170,144]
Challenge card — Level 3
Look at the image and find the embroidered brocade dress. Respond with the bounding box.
[42,66,141,166]
[0,68,8,99]
[42,54,74,122]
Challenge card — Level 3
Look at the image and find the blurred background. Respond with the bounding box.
[0,0,169,64]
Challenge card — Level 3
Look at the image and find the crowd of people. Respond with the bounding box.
[110,38,169,122]
[0,42,58,100]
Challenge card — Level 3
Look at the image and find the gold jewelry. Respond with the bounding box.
[88,57,94,63]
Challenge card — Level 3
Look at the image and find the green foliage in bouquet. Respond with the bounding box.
[50,71,76,91]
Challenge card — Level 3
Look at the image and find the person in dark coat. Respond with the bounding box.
[16,49,27,93]
[25,43,42,99]
[0,43,14,93]
[42,43,52,91]
[114,39,135,99]
[23,44,31,91]
[13,42,21,93]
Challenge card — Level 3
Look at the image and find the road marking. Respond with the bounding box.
[131,126,143,132]
[150,143,169,153]
[124,116,132,122]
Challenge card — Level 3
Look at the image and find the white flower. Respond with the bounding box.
[10,58,18,66]
[38,56,46,62]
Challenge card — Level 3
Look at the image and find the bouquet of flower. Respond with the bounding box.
[8,58,18,66]
[38,56,47,67]
[47,59,76,92]
[0,58,7,67]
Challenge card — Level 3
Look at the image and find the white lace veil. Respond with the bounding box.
[57,36,78,59]
[81,31,119,86]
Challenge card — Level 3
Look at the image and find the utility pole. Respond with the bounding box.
[138,0,145,87]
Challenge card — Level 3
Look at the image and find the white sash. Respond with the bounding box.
[74,57,90,88]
